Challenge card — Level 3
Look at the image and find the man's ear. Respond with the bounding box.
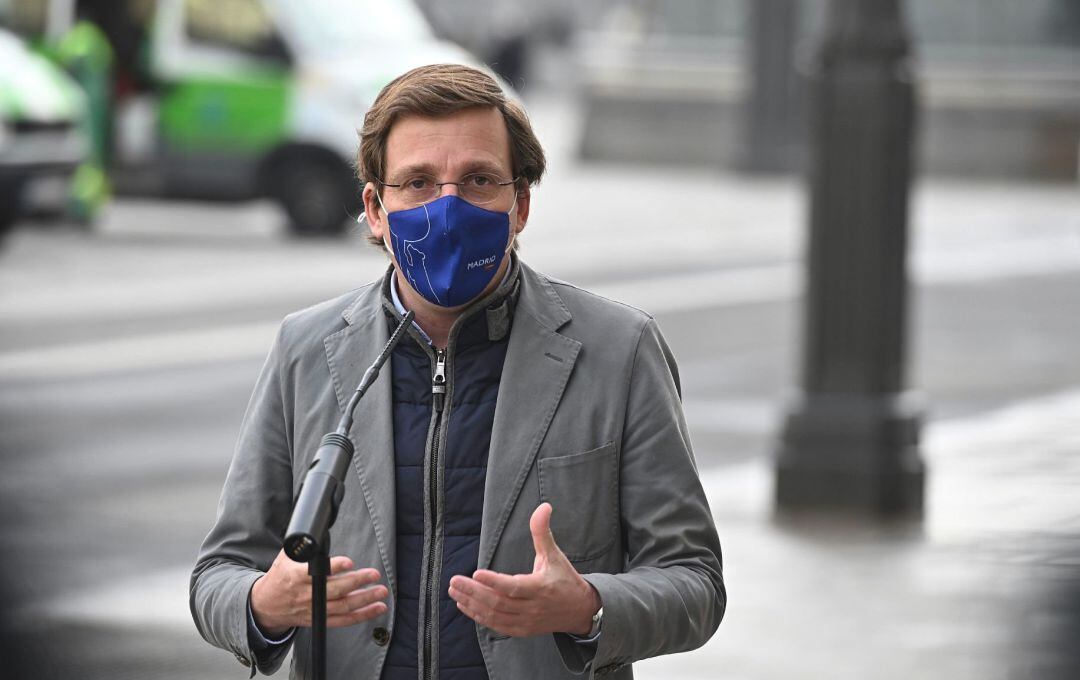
[362,182,385,241]
[514,185,531,235]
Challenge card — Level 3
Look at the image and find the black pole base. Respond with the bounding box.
[776,392,925,516]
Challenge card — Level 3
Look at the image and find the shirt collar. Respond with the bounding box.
[388,273,432,344]
[388,260,517,347]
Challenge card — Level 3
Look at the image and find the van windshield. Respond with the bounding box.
[271,0,435,56]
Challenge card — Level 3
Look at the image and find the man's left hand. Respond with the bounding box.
[448,502,602,638]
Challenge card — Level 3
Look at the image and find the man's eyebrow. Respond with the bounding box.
[386,163,436,180]
[462,160,512,177]
[387,160,513,180]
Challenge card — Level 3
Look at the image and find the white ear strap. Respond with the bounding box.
[363,191,393,252]
[505,200,520,253]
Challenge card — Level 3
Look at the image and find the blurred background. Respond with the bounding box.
[0,0,1078,678]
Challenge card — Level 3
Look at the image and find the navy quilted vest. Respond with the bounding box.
[381,286,513,680]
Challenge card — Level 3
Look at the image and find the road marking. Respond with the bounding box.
[29,567,196,633]
[593,264,799,313]
[2,234,1078,380]
[0,264,800,380]
[682,397,777,435]
[0,259,387,323]
[0,322,280,380]
[2,229,1076,326]
[914,234,1080,285]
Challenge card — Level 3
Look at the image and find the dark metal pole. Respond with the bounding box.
[775,0,925,516]
[740,0,798,173]
[309,537,330,680]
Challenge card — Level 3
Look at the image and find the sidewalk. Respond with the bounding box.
[629,392,1080,680]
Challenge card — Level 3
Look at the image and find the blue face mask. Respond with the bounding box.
[379,194,516,308]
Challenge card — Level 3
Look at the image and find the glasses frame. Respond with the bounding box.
[377,173,519,208]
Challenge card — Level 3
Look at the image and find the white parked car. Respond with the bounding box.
[0,26,89,239]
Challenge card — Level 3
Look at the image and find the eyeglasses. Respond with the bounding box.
[378,172,518,209]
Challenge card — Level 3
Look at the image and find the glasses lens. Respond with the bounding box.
[459,173,507,205]
[394,176,438,207]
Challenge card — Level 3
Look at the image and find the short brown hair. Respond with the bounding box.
[357,64,546,245]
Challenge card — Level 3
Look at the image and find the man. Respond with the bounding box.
[191,64,725,680]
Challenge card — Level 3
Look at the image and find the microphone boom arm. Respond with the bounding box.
[284,310,415,563]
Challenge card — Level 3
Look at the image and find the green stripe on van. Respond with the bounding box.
[159,71,290,152]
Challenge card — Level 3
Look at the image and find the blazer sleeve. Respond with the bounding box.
[567,318,727,676]
[190,323,297,676]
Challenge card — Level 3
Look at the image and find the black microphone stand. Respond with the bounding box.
[283,311,414,680]
[309,532,329,680]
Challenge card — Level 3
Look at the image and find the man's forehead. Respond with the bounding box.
[384,107,513,174]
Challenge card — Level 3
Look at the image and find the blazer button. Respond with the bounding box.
[373,626,390,646]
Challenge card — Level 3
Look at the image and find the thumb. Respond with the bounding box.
[530,502,560,558]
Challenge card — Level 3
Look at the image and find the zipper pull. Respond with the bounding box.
[432,348,446,412]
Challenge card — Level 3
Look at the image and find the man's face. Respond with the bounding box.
[363,106,530,253]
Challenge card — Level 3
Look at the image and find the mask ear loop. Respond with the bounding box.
[504,198,520,253]
[360,191,394,253]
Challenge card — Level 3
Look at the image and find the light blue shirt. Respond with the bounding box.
[389,272,432,344]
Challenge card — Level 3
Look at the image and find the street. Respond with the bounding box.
[1,95,1079,678]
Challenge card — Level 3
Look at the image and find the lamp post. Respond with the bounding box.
[775,0,925,516]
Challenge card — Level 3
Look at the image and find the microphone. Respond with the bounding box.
[284,310,415,562]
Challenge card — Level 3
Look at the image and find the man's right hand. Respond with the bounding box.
[250,549,389,638]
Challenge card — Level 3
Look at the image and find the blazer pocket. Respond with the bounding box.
[538,441,618,562]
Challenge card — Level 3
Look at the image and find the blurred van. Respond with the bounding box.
[2,0,483,235]
[0,26,90,240]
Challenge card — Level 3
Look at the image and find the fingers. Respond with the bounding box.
[448,575,529,625]
[449,576,499,611]
[326,584,389,616]
[451,589,527,637]
[258,553,389,630]
[529,502,560,558]
[472,569,539,599]
[326,568,382,600]
[327,601,388,628]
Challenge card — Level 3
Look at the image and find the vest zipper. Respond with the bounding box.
[432,349,447,413]
[423,347,447,680]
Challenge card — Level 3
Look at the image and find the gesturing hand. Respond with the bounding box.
[250,549,389,638]
[448,503,601,638]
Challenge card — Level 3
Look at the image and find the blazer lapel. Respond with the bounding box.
[479,265,581,569]
[323,284,398,589]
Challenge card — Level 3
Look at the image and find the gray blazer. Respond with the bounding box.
[190,262,726,679]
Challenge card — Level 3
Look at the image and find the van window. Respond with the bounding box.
[0,0,48,38]
[184,0,286,61]
[273,0,434,56]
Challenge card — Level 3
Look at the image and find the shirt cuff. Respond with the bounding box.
[247,597,295,650]
[567,629,602,646]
